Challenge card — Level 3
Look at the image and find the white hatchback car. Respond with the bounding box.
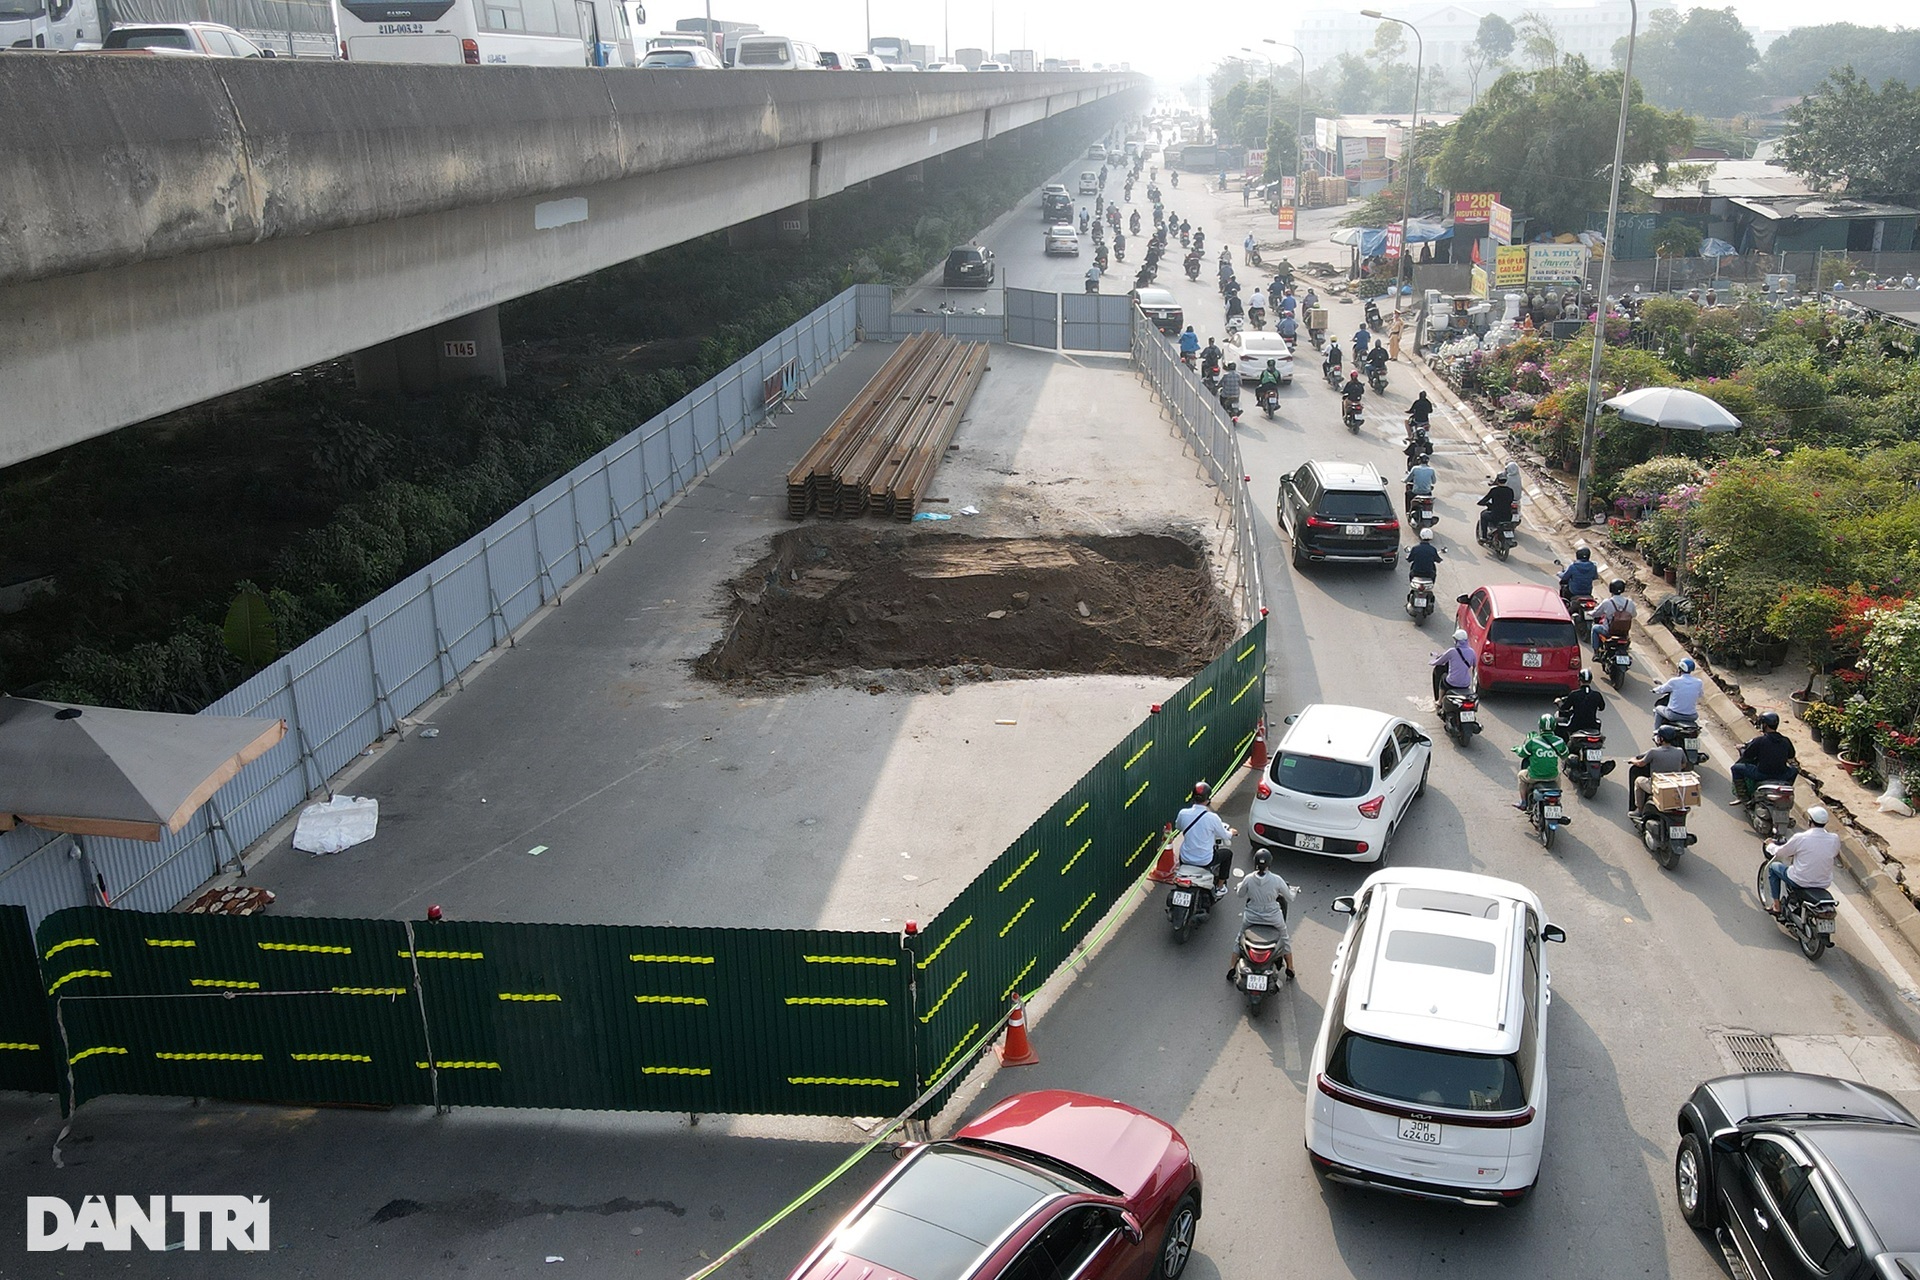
[1225,331,1294,385]
[1306,867,1566,1206]
[1248,704,1430,863]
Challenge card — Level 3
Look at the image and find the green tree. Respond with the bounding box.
[1314,52,1388,113]
[1462,13,1515,104]
[1759,24,1920,98]
[1652,219,1702,260]
[1779,69,1920,201]
[1628,7,1758,118]
[1514,10,1560,70]
[1430,57,1694,234]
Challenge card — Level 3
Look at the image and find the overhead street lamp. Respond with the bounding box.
[1573,0,1638,526]
[1263,38,1307,244]
[1359,10,1423,311]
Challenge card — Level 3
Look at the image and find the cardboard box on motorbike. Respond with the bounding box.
[1653,772,1702,810]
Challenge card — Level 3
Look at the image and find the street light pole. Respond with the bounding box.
[1360,10,1422,312]
[1263,38,1306,243]
[1573,0,1638,527]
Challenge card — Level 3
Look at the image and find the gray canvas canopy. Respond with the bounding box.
[1602,386,1743,433]
[0,697,285,842]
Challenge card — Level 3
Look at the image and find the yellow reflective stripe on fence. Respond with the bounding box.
[916,917,970,969]
[259,942,352,954]
[1234,727,1258,758]
[45,937,98,958]
[1124,739,1153,769]
[156,1052,263,1062]
[144,938,196,948]
[1231,672,1260,704]
[292,1052,372,1063]
[1126,830,1159,867]
[634,994,708,1005]
[630,954,714,964]
[926,1024,981,1080]
[641,1065,711,1076]
[399,950,483,960]
[786,1076,899,1087]
[784,997,887,1007]
[189,978,261,989]
[919,971,967,1022]
[802,955,895,966]
[1002,957,1037,1000]
[69,1046,127,1065]
[1060,893,1097,932]
[1063,801,1090,827]
[996,849,1039,892]
[47,968,111,994]
[1188,686,1213,711]
[1187,725,1208,748]
[415,1060,501,1070]
[0,1042,42,1052]
[1061,839,1092,874]
[1124,780,1150,809]
[498,993,561,1002]
[332,986,407,996]
[1238,640,1258,662]
[999,898,1034,937]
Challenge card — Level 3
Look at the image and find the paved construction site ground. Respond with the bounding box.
[243,340,1239,933]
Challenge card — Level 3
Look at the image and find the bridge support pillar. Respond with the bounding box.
[351,305,506,394]
[727,202,811,249]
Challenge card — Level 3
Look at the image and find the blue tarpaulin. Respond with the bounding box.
[1329,219,1453,259]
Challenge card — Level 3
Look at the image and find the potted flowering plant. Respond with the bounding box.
[1804,701,1846,753]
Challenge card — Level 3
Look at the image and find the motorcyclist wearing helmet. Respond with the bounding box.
[1589,578,1637,654]
[1341,370,1366,410]
[1654,657,1705,728]
[1217,360,1243,412]
[1405,457,1437,516]
[1173,781,1236,895]
[1766,806,1839,916]
[1431,627,1477,704]
[1199,336,1223,380]
[1629,725,1691,815]
[1476,475,1517,542]
[1256,359,1283,401]
[1231,848,1296,980]
[1407,527,1442,581]
[1513,712,1568,810]
[1407,390,1434,428]
[1324,338,1344,378]
[1558,545,1600,603]
[1732,710,1799,803]
[1556,669,1607,736]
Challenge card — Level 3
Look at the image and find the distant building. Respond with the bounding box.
[1293,0,1675,75]
[1645,160,1919,257]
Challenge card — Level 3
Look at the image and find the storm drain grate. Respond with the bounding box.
[1720,1032,1792,1073]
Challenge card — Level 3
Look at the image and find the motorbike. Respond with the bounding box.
[1093,245,1109,272]
[1557,725,1615,799]
[1364,297,1384,329]
[1596,631,1633,689]
[1166,843,1229,943]
[1653,694,1707,767]
[1635,778,1697,870]
[1220,393,1242,425]
[1184,254,1202,281]
[1134,266,1155,289]
[1758,844,1838,960]
[1247,246,1265,268]
[1435,682,1480,747]
[1341,397,1364,433]
[1367,363,1389,394]
[1742,777,1799,842]
[1247,305,1266,331]
[1407,576,1436,625]
[1193,232,1206,254]
[1084,275,1100,294]
[1114,238,1127,263]
[1080,213,1090,235]
[1130,213,1142,236]
[1404,426,1433,465]
[1180,349,1196,371]
[1564,589,1598,642]
[1228,891,1289,1014]
[1322,360,1343,390]
[1406,490,1435,531]
[1477,514,1520,561]
[1178,227,1190,247]
[1170,170,1179,187]
[1257,383,1279,419]
[1525,780,1571,851]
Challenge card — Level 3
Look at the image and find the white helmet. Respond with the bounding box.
[1419,528,1434,541]
[1808,806,1830,826]
[1453,628,1470,643]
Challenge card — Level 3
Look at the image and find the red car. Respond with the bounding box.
[1455,583,1582,694]
[785,1090,1202,1280]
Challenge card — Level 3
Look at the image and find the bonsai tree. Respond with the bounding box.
[1767,585,1848,699]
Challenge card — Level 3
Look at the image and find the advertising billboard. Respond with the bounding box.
[1493,245,1528,287]
[1489,200,1513,246]
[1453,192,1499,224]
[1527,243,1588,283]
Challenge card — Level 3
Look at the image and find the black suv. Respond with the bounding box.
[1041,186,1074,222]
[1278,460,1400,569]
[942,245,994,288]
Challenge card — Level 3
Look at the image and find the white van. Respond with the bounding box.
[732,34,820,69]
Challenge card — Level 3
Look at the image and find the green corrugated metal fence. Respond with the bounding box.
[20,621,1263,1120]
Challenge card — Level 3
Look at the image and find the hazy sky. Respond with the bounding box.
[673,0,1917,79]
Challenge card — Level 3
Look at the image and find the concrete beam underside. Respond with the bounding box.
[0,97,1128,467]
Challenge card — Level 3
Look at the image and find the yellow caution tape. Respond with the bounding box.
[0,1042,42,1052]
[45,937,98,958]
[47,968,111,994]
[156,1051,264,1062]
[1187,725,1208,748]
[1124,780,1150,809]
[998,899,1034,938]
[259,941,352,954]
[640,1065,711,1076]
[1234,728,1258,759]
[802,955,895,966]
[1188,686,1213,710]
[1063,801,1090,828]
[1126,830,1159,867]
[997,849,1040,892]
[634,995,708,1005]
[332,986,407,996]
[69,1046,128,1065]
[415,1060,501,1070]
[926,1024,981,1080]
[497,992,561,1002]
[786,1077,899,1087]
[784,996,887,1007]
[1124,739,1154,769]
[630,954,714,964]
[189,978,261,989]
[1060,892,1097,933]
[1002,956,1037,999]
[291,1052,372,1063]
[916,917,971,970]
[1061,838,1092,875]
[1231,673,1260,704]
[1239,641,1258,662]
[918,971,967,1023]
[399,950,483,960]
[144,938,196,948]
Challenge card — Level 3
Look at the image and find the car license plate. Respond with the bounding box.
[1522,652,1543,668]
[1296,833,1324,852]
[1397,1117,1442,1145]
[1344,524,1366,536]
[1170,890,1192,906]
[1245,973,1269,990]
[1544,805,1563,821]
[1457,709,1476,723]
[1585,748,1604,761]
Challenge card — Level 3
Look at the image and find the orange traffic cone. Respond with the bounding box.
[997,994,1040,1067]
[1148,822,1180,884]
[1247,717,1268,772]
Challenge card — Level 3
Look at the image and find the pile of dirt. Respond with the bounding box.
[695,528,1238,684]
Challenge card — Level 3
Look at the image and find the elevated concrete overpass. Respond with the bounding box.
[0,60,1144,468]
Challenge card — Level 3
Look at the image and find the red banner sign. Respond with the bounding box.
[1277,206,1296,232]
[1453,191,1499,224]
[1385,222,1404,261]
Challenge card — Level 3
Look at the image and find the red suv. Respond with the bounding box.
[1455,583,1582,694]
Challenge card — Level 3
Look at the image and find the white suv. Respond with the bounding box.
[1306,867,1566,1205]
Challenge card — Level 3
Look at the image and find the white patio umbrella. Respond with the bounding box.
[1602,386,1743,434]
